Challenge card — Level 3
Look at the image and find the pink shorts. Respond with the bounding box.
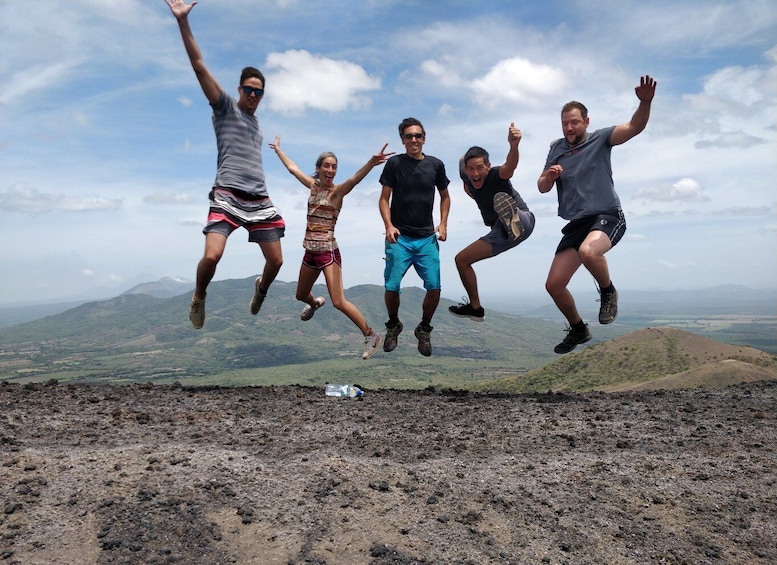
[302,248,342,270]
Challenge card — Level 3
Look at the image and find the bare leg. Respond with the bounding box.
[323,263,370,335]
[422,289,441,322]
[545,248,584,324]
[385,290,400,321]
[453,239,494,310]
[256,240,283,293]
[194,232,227,300]
[295,262,322,309]
[578,231,613,288]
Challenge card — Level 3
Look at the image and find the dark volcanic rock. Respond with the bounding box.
[1,380,776,564]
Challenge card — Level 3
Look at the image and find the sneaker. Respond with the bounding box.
[383,321,403,352]
[553,325,592,354]
[493,192,523,241]
[249,277,266,315]
[414,324,433,357]
[189,296,205,329]
[598,289,618,325]
[448,300,485,322]
[300,297,326,321]
[362,332,382,360]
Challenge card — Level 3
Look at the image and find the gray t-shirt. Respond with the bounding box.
[211,91,267,196]
[543,126,620,220]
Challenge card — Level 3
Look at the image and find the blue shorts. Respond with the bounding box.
[384,234,440,293]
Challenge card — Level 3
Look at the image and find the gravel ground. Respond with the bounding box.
[1,379,776,564]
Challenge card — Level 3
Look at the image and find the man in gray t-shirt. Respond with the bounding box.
[538,75,657,354]
[166,0,285,329]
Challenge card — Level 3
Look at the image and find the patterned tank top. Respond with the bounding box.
[304,182,340,252]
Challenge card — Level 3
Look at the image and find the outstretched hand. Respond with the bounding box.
[269,135,281,151]
[165,0,197,19]
[635,75,657,102]
[370,143,395,167]
[507,122,522,147]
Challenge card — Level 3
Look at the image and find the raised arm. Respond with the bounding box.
[610,75,657,146]
[497,122,522,180]
[165,0,222,106]
[268,136,315,188]
[335,144,395,197]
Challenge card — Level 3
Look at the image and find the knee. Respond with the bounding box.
[454,253,468,270]
[545,277,564,297]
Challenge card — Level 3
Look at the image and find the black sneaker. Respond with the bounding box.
[598,289,618,324]
[553,325,592,354]
[448,301,485,322]
[383,321,403,352]
[493,193,523,241]
[414,324,433,357]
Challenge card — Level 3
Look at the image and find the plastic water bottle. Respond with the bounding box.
[325,383,364,398]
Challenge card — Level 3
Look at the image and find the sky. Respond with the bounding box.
[1,0,776,308]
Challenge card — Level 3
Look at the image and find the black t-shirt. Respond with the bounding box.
[380,154,449,237]
[459,165,529,226]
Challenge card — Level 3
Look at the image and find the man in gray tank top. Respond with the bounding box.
[166,0,285,329]
[538,75,657,354]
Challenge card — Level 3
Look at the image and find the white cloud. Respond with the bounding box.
[633,178,711,203]
[471,58,567,108]
[4,185,124,214]
[264,50,380,115]
[143,193,193,205]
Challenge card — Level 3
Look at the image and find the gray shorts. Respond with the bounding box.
[481,210,535,256]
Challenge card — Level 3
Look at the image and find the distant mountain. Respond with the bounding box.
[121,276,194,298]
[479,326,777,394]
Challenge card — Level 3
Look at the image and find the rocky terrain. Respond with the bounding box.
[1,379,776,564]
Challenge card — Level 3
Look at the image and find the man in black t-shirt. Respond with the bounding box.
[450,123,534,322]
[379,117,450,356]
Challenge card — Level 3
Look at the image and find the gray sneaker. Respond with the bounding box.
[189,296,205,329]
[362,332,382,360]
[598,289,618,324]
[414,324,433,357]
[249,277,266,315]
[383,321,403,352]
[493,192,523,241]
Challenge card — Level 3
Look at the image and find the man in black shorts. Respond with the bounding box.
[538,75,657,353]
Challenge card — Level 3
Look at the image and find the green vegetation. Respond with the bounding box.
[2,279,775,392]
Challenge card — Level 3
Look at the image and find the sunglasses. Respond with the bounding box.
[403,133,425,140]
[241,85,264,97]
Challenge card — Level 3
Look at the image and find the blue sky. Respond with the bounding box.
[1,0,776,307]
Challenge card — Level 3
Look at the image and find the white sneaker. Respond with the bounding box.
[300,297,325,321]
[189,296,205,329]
[362,332,382,360]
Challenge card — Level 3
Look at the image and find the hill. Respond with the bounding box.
[479,326,777,394]
[0,278,569,388]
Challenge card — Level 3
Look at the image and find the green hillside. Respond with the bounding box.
[477,326,777,394]
[0,278,563,389]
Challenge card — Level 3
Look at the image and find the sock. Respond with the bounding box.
[420,319,433,331]
[601,282,615,295]
[387,316,400,327]
[572,320,587,333]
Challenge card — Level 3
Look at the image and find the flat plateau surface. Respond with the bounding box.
[1,380,776,564]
